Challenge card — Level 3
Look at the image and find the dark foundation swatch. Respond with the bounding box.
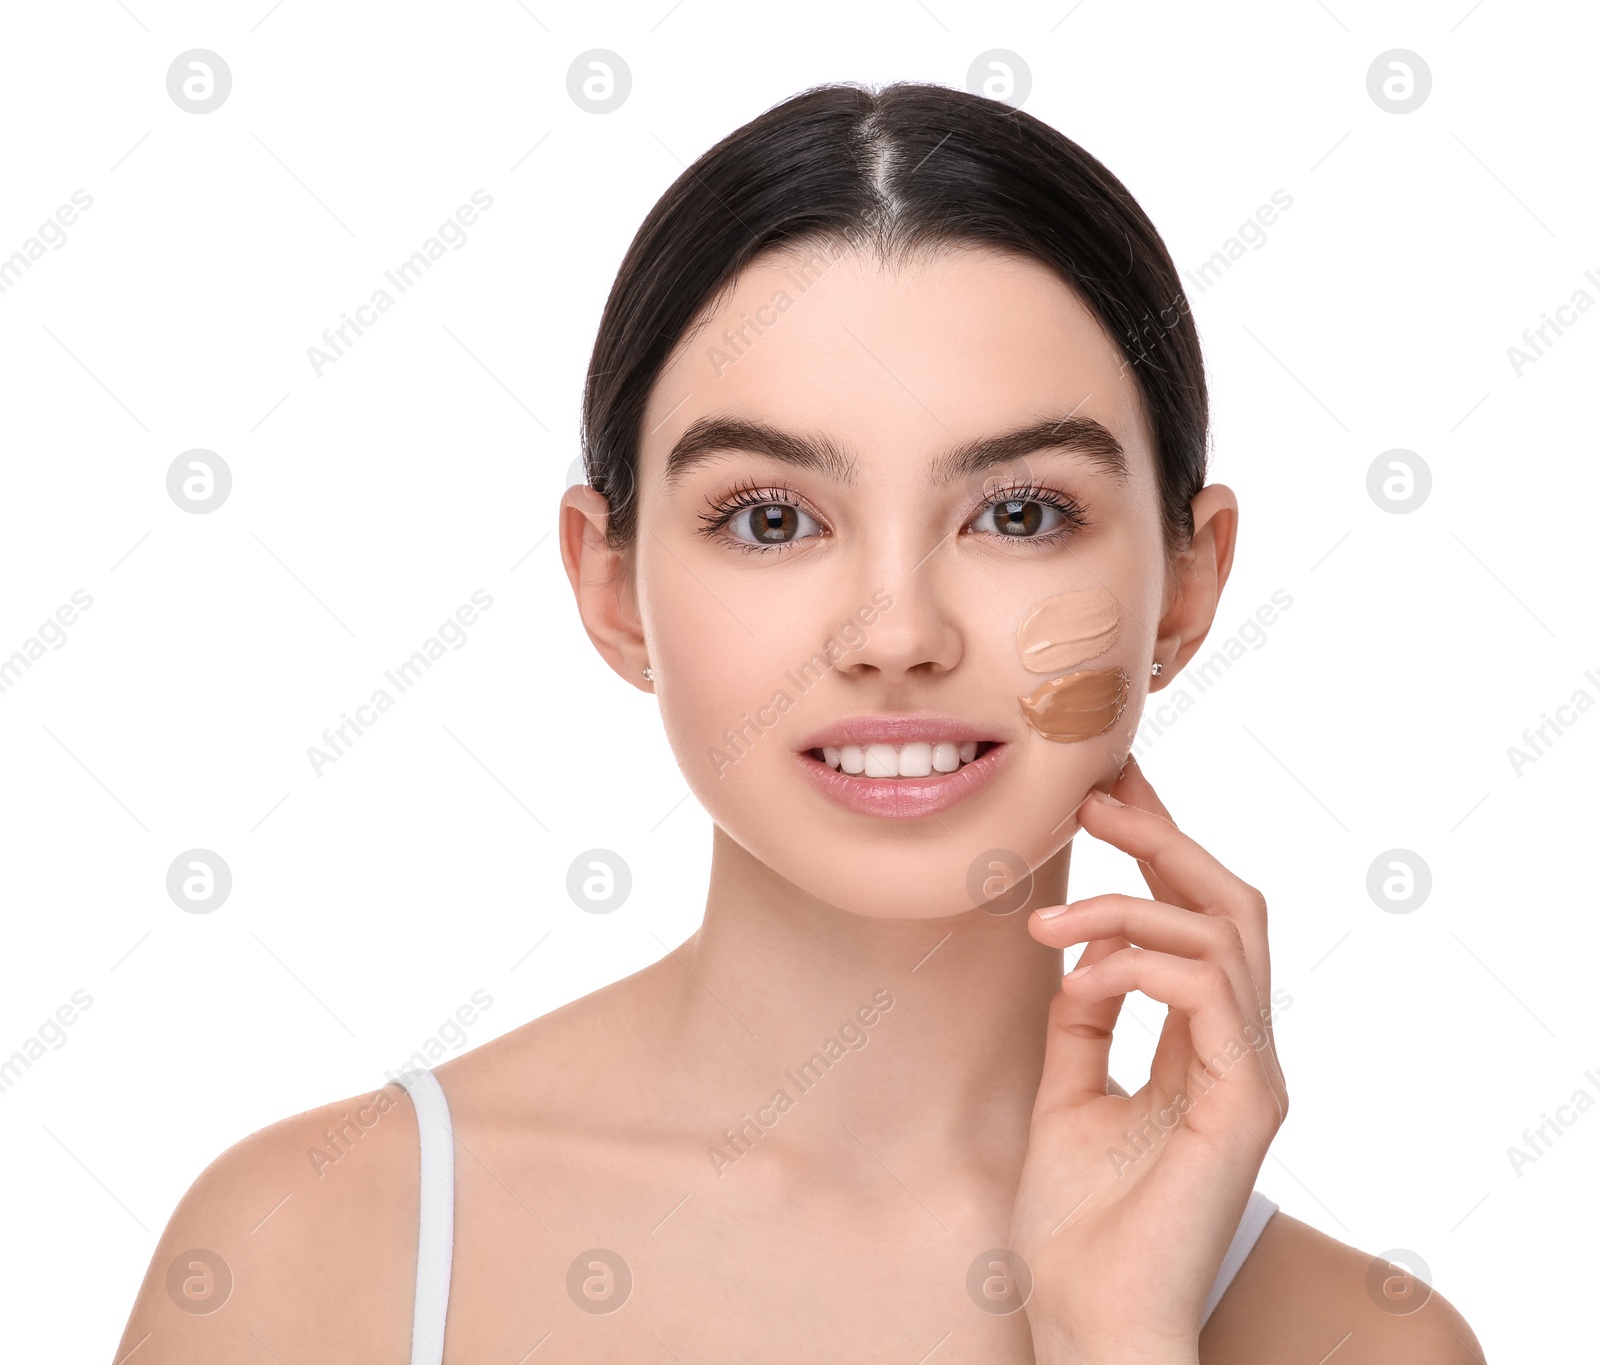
[1018,666,1129,743]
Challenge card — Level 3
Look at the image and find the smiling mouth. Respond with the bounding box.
[807,740,1000,778]
[795,736,1008,820]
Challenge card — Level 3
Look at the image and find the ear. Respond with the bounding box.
[1150,483,1238,693]
[559,483,652,692]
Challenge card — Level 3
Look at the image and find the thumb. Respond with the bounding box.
[1034,933,1129,1111]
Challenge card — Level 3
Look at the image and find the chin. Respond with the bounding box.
[716,782,1091,922]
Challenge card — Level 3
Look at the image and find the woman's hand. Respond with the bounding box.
[1008,754,1288,1365]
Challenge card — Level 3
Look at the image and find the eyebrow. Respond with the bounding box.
[662,413,1128,488]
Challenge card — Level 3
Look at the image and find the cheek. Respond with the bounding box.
[648,585,763,775]
[1012,584,1130,744]
[643,559,826,798]
[994,576,1150,825]
[1006,687,1138,855]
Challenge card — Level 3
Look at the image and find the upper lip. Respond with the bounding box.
[796,713,1006,751]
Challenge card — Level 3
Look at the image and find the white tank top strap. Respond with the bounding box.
[396,1068,455,1365]
[1201,1188,1279,1325]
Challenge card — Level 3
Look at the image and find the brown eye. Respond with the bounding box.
[747,504,800,542]
[960,496,1062,537]
[993,498,1043,536]
[716,496,822,548]
[965,488,1084,541]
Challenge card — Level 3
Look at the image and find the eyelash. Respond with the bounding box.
[695,478,1092,553]
[974,480,1093,543]
[694,480,829,554]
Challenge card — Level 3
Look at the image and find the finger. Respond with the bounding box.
[1076,791,1272,1008]
[1034,933,1130,1111]
[1115,752,1173,822]
[1149,1002,1199,1106]
[1045,898,1286,1108]
[1036,894,1241,960]
[1110,754,1182,904]
[1107,755,1283,1073]
[1147,987,1284,1121]
[1072,949,1285,1141]
[1081,788,1250,919]
[1063,947,1284,1130]
[1034,894,1259,1050]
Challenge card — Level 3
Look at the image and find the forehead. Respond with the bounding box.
[640,243,1157,484]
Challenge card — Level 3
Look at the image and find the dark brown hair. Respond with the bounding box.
[581,80,1208,555]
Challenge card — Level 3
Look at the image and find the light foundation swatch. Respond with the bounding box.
[1016,587,1120,674]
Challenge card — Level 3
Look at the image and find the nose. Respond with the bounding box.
[835,534,965,684]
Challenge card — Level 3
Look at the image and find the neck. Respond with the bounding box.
[663,824,1074,1180]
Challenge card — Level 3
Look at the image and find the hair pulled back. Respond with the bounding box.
[581,81,1208,556]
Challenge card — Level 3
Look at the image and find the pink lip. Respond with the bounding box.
[795,741,1010,820]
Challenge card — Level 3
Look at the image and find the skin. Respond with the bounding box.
[113,246,1484,1363]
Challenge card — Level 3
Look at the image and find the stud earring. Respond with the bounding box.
[642,665,654,682]
[1150,661,1164,677]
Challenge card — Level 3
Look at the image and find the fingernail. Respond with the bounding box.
[1095,789,1124,807]
[1036,904,1070,920]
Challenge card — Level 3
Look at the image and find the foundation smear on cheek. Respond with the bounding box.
[1013,586,1127,743]
[1016,587,1120,674]
[1018,666,1130,743]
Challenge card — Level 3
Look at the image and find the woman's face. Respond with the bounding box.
[571,243,1224,920]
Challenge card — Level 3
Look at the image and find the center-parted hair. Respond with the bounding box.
[581,80,1209,555]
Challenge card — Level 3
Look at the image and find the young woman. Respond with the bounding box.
[116,82,1483,1364]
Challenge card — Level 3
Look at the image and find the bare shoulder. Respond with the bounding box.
[1201,1210,1485,1363]
[111,965,677,1364]
[439,958,679,1134]
[112,1082,423,1365]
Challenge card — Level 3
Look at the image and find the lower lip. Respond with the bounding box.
[795,743,1009,820]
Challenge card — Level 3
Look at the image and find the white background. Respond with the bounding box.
[1,1,1594,1359]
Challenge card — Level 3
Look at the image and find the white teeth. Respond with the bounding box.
[864,744,898,777]
[898,742,932,777]
[819,740,987,777]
